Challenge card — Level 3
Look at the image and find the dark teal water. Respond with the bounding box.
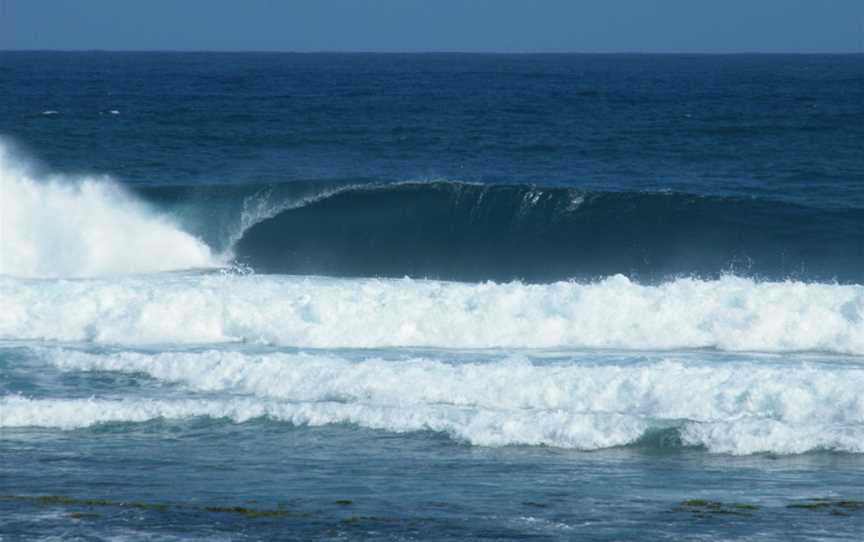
[1,52,863,541]
[2,52,862,283]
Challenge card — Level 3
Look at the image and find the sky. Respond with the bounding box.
[1,0,862,53]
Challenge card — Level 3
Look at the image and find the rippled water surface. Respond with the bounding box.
[1,52,863,540]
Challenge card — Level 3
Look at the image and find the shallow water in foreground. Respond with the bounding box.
[2,339,864,540]
[3,429,864,541]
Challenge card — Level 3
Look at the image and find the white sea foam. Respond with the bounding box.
[0,395,651,449]
[1,348,853,454]
[2,273,863,353]
[3,388,862,455]
[680,419,864,455]
[44,349,864,426]
[0,142,218,278]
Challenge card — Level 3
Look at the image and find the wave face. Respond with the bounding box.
[232,181,864,283]
[3,347,861,455]
[3,273,862,353]
[0,142,217,278]
[2,136,861,284]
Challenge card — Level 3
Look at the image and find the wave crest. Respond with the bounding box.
[0,142,218,278]
[232,181,864,283]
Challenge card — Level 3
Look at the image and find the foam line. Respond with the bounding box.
[3,395,862,455]
[45,349,864,425]
[2,273,863,353]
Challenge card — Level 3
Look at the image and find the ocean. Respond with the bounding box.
[1,51,863,540]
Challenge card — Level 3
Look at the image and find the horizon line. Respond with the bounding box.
[2,48,862,56]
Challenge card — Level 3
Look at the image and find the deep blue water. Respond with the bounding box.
[1,52,863,540]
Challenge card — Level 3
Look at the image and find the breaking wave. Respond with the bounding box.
[0,142,218,278]
[2,141,862,283]
[3,347,863,455]
[230,181,864,283]
[2,273,862,353]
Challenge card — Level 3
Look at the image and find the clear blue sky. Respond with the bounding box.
[1,0,862,53]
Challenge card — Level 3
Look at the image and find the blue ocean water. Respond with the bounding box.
[1,52,863,540]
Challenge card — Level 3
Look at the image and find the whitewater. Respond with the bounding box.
[2,52,863,542]
[0,143,218,278]
[2,141,864,459]
[0,347,859,455]
[3,273,864,353]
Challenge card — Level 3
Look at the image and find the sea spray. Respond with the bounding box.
[0,142,218,278]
